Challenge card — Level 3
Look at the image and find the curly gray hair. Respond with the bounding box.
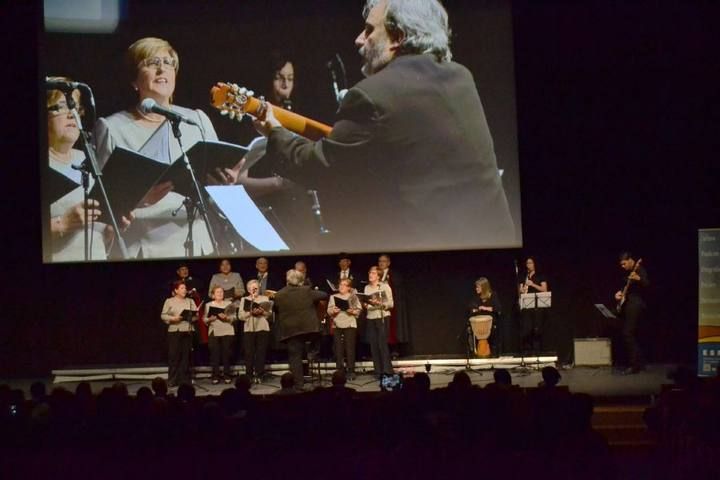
[286,269,306,286]
[363,0,452,62]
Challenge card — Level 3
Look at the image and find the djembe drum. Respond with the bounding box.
[469,315,493,357]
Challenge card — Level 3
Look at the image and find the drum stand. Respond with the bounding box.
[462,319,485,376]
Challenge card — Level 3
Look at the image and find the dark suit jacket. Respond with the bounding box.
[268,54,515,251]
[273,285,328,341]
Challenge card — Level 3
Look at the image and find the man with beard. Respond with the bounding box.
[254,0,514,251]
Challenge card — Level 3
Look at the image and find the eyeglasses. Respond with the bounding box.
[48,102,84,117]
[138,56,178,70]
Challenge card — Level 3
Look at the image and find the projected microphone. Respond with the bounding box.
[140,98,199,126]
[327,55,349,105]
[45,77,89,91]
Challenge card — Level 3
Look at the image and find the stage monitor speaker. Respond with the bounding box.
[574,337,612,366]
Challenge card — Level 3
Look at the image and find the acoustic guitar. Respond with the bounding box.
[616,258,643,313]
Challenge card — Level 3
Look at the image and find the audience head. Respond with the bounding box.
[541,366,561,387]
[493,368,512,386]
[30,381,47,402]
[280,372,295,389]
[413,372,431,392]
[332,370,347,387]
[177,383,196,403]
[75,381,92,400]
[235,374,252,393]
[450,370,472,390]
[151,377,168,397]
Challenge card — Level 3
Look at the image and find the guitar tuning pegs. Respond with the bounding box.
[247,90,254,97]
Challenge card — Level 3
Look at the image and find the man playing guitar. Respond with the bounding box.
[613,252,649,375]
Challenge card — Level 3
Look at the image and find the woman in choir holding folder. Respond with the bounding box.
[363,266,394,378]
[94,37,242,259]
[47,79,110,262]
[161,280,198,387]
[328,278,362,379]
[208,258,245,300]
[204,285,236,384]
[238,279,272,383]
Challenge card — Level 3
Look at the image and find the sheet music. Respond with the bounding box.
[205,185,289,252]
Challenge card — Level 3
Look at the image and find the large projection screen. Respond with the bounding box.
[41,0,522,262]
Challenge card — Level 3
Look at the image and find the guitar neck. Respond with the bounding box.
[244,96,332,141]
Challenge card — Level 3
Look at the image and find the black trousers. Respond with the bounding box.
[520,309,546,354]
[243,331,269,377]
[333,327,357,374]
[621,302,645,369]
[168,331,192,386]
[286,333,319,388]
[366,317,393,376]
[208,334,234,378]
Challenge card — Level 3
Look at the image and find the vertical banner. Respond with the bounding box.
[698,228,720,376]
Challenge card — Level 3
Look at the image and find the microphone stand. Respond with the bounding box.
[307,189,330,235]
[64,88,129,260]
[514,260,532,375]
[169,119,219,257]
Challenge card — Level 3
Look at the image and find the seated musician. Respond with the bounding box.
[468,277,502,356]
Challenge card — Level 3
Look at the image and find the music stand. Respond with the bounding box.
[517,292,552,371]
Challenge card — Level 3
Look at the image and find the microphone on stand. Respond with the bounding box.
[140,98,199,126]
[327,54,348,105]
[45,77,89,92]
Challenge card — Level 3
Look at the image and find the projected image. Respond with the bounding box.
[42,0,522,262]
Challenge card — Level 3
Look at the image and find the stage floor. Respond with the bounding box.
[2,363,679,400]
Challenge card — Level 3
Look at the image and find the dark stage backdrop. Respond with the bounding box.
[2,0,718,376]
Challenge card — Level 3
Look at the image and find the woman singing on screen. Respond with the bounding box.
[93,37,243,259]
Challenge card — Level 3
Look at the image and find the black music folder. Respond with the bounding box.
[46,167,80,204]
[242,299,273,313]
[333,296,350,311]
[179,309,195,322]
[207,306,226,317]
[223,288,236,300]
[88,147,168,224]
[89,141,249,223]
